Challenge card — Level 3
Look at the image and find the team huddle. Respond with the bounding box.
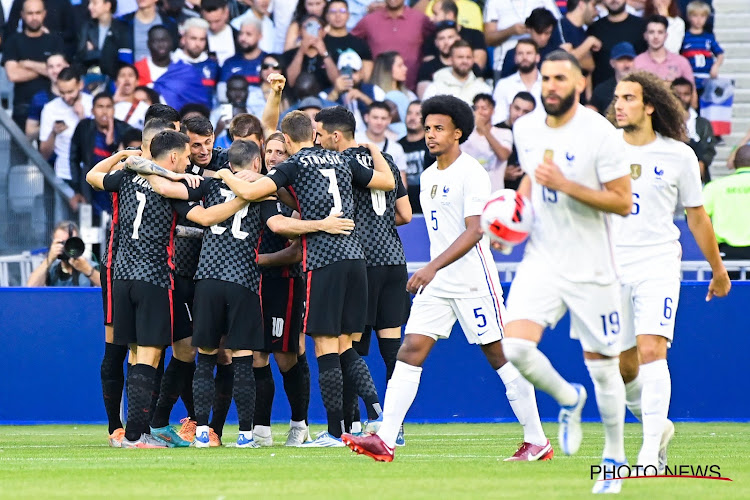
[87,49,730,495]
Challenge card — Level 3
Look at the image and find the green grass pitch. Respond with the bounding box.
[0,423,747,499]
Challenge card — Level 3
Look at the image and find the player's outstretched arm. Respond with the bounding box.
[261,73,285,139]
[86,149,142,190]
[266,212,355,238]
[361,143,397,191]
[685,206,731,301]
[407,215,483,293]
[216,169,278,202]
[186,197,248,226]
[257,239,302,267]
[395,195,412,226]
[536,157,632,216]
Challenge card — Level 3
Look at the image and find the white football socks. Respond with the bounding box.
[638,359,671,464]
[377,361,422,448]
[497,362,547,446]
[625,375,643,421]
[585,358,626,462]
[502,338,579,407]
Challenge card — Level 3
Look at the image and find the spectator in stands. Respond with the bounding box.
[703,145,750,279]
[2,0,64,129]
[119,0,179,63]
[416,21,462,97]
[230,0,278,53]
[500,8,561,78]
[351,0,434,91]
[76,0,130,80]
[590,41,636,114]
[69,93,135,213]
[202,0,240,65]
[461,93,512,191]
[588,0,647,87]
[325,50,383,132]
[174,18,220,100]
[681,0,723,95]
[422,40,491,104]
[212,74,249,147]
[491,39,542,124]
[483,0,561,76]
[398,100,432,213]
[25,53,69,142]
[556,0,601,71]
[26,221,101,287]
[421,1,487,71]
[39,67,93,186]
[416,0,484,32]
[4,0,76,57]
[284,0,328,51]
[644,0,684,54]
[134,26,210,110]
[354,101,408,175]
[282,14,339,89]
[219,16,266,100]
[672,77,715,184]
[324,0,374,81]
[113,64,150,128]
[634,15,694,84]
[493,91,536,190]
[370,51,417,107]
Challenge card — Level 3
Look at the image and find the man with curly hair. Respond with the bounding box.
[341,94,547,463]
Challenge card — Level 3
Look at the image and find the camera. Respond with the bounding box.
[58,224,85,262]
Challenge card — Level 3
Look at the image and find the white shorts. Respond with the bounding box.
[505,262,622,356]
[619,276,681,351]
[404,292,505,345]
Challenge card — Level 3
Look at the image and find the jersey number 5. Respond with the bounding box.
[210,189,250,239]
[321,169,343,215]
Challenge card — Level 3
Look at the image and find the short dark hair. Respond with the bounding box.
[201,0,227,12]
[228,139,261,169]
[543,49,582,72]
[671,76,693,90]
[525,7,556,32]
[145,103,180,124]
[182,115,214,137]
[117,62,139,79]
[473,93,495,107]
[93,92,114,106]
[646,14,669,29]
[314,106,356,139]
[281,110,313,144]
[421,95,474,144]
[516,38,539,53]
[449,39,472,55]
[57,67,80,83]
[150,130,189,160]
[512,91,537,108]
[179,103,211,119]
[435,0,458,17]
[228,113,263,141]
[366,101,391,115]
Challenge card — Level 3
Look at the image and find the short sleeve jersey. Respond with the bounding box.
[419,152,503,298]
[612,133,704,267]
[103,170,196,288]
[265,147,373,270]
[258,199,303,279]
[189,178,271,292]
[513,106,630,284]
[344,146,407,267]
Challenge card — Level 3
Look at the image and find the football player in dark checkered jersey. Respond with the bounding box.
[314,106,413,442]
[215,111,396,447]
[141,139,357,447]
[87,130,249,448]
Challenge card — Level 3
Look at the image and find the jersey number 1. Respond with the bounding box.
[321,169,343,216]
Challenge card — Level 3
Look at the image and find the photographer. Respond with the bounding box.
[26,222,100,287]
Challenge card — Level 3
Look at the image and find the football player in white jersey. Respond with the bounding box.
[500,50,633,494]
[342,95,549,463]
[610,71,731,475]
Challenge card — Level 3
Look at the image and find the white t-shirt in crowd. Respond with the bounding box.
[418,152,503,297]
[39,93,94,181]
[513,105,630,284]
